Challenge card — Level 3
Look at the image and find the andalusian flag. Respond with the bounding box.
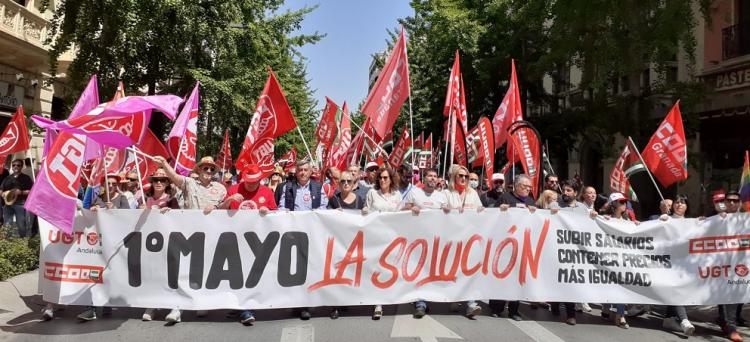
[740,150,750,211]
[610,137,646,201]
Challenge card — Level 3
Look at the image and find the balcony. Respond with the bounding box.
[723,24,750,61]
[0,0,49,51]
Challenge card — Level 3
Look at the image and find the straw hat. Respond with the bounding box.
[2,190,17,205]
[194,156,218,172]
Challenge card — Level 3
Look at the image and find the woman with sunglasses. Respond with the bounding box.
[441,164,484,318]
[140,169,180,322]
[268,166,284,193]
[328,171,364,210]
[138,169,179,211]
[363,166,402,319]
[600,192,633,329]
[658,195,698,336]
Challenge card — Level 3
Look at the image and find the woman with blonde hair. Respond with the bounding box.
[536,190,559,209]
[441,164,484,318]
[442,164,483,213]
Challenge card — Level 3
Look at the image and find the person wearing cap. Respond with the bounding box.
[139,168,180,322]
[0,158,33,237]
[361,161,379,190]
[154,156,227,214]
[598,192,634,329]
[481,173,505,207]
[402,167,448,318]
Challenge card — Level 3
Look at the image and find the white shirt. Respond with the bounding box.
[443,189,483,210]
[365,189,403,212]
[406,187,448,209]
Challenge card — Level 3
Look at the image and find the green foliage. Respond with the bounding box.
[42,0,322,161]
[400,0,712,159]
[0,228,39,281]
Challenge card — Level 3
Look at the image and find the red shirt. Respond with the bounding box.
[225,183,278,210]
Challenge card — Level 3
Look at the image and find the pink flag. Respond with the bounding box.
[31,92,182,148]
[26,75,101,235]
[42,129,58,159]
[167,82,199,175]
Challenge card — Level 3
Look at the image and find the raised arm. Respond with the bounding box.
[153,156,185,189]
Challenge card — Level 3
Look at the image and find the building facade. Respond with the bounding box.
[0,0,71,172]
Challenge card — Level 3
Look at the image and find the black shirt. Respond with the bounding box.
[327,192,365,210]
[480,189,503,208]
[499,191,535,208]
[0,172,33,204]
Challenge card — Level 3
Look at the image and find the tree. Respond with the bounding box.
[43,0,322,160]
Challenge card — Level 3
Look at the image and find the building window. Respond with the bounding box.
[620,76,630,92]
[12,0,26,6]
[666,67,678,83]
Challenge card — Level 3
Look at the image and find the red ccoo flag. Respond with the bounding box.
[388,126,411,169]
[444,51,468,135]
[236,69,297,176]
[492,60,524,149]
[315,97,339,155]
[215,128,233,171]
[123,129,169,185]
[326,102,352,171]
[279,148,297,172]
[0,105,30,156]
[641,101,688,187]
[361,26,410,139]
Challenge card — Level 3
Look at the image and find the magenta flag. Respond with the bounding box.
[26,75,101,235]
[167,82,199,176]
[31,94,182,148]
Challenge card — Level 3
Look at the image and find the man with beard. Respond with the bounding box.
[480,173,505,207]
[403,168,449,318]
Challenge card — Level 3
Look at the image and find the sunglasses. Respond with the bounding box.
[547,180,558,184]
[202,166,215,172]
[493,181,504,184]
[379,176,390,180]
[128,178,138,182]
[151,177,169,184]
[11,164,22,167]
[457,174,469,179]
[107,182,118,186]
[727,199,741,204]
[340,179,354,185]
[367,168,378,172]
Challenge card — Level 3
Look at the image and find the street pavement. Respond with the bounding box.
[1,270,747,342]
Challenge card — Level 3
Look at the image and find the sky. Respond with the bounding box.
[281,0,414,112]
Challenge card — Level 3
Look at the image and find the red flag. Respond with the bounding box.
[452,121,468,167]
[641,101,688,187]
[236,69,297,176]
[418,133,434,169]
[123,129,169,184]
[361,119,383,162]
[326,102,352,171]
[362,27,410,139]
[475,117,495,189]
[215,129,233,171]
[0,105,30,155]
[492,60,524,149]
[506,121,541,199]
[315,97,339,149]
[610,137,646,201]
[279,148,297,172]
[388,127,411,169]
[467,124,484,168]
[443,51,468,134]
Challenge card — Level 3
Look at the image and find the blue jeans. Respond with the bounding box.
[3,204,27,237]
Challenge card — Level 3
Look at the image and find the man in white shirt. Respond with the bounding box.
[402,168,449,318]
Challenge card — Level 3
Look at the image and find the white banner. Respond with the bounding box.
[39,209,750,309]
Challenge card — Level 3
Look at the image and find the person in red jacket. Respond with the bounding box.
[220,164,277,212]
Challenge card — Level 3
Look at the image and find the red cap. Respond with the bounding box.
[242,164,264,183]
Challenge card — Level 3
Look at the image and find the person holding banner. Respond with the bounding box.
[402,167,448,318]
[77,174,130,321]
[0,159,33,237]
[363,166,402,319]
[493,174,536,321]
[217,164,277,325]
[480,173,505,208]
[658,195,697,336]
[441,165,484,319]
[328,171,365,210]
[154,155,226,323]
[600,192,634,329]
[278,159,327,320]
[347,165,370,200]
[139,168,180,322]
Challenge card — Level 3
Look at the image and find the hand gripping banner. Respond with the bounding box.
[39,209,750,309]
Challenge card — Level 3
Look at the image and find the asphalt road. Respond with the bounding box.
[1,271,746,342]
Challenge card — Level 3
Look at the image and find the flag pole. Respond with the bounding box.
[628,136,665,202]
[28,147,36,182]
[341,111,390,159]
[294,126,316,166]
[221,129,228,182]
[103,147,111,203]
[402,24,416,167]
[128,147,147,206]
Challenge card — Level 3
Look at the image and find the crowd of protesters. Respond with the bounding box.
[4,154,741,342]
